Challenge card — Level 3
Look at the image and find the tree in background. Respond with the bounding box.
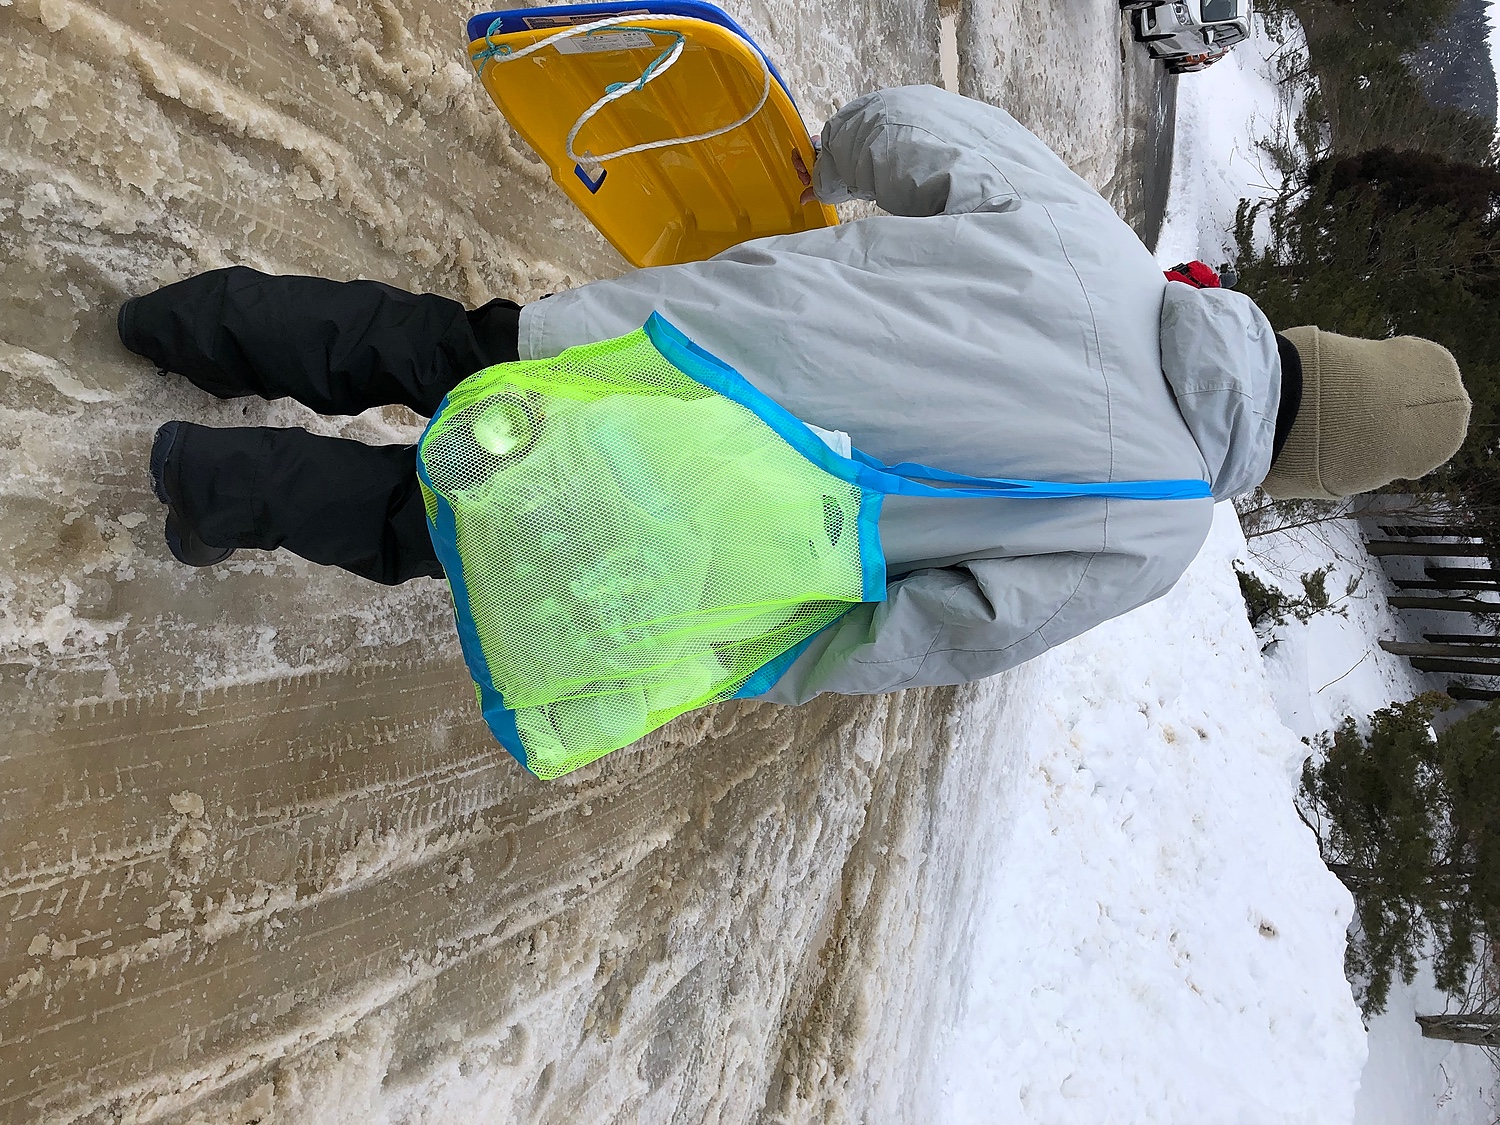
[1254,0,1491,162]
[1325,148,1500,219]
[1235,148,1500,345]
[1232,0,1500,525]
[1300,695,1500,1014]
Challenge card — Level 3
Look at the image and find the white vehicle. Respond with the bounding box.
[1120,0,1251,62]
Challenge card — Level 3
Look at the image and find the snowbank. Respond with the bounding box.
[1238,514,1500,1125]
[1153,4,1500,1110]
[933,507,1366,1122]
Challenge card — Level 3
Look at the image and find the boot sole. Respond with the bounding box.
[148,420,175,504]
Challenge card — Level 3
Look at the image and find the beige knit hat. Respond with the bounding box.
[1260,327,1472,500]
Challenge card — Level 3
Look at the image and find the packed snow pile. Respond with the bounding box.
[0,0,1369,1121]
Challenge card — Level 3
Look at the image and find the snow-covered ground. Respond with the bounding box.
[1358,962,1500,1125]
[1242,512,1500,1125]
[933,507,1365,1122]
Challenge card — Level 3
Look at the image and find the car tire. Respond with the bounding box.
[1118,1,1154,10]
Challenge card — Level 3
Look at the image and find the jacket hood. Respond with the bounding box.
[1158,284,1281,500]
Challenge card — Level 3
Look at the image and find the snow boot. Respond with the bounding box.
[149,421,237,567]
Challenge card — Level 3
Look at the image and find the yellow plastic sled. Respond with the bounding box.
[467,3,838,268]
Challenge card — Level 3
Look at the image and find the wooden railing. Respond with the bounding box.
[1368,524,1500,700]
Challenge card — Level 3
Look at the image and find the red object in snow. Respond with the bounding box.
[1164,261,1221,289]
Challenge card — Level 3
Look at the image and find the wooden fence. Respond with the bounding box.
[1368,525,1500,701]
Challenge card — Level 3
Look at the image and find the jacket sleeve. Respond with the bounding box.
[755,549,1171,704]
[811,85,1093,217]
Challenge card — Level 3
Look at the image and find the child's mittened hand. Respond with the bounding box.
[793,145,815,205]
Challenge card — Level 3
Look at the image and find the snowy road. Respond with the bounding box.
[2,1,1190,1121]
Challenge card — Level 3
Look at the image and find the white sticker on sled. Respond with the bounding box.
[554,31,655,54]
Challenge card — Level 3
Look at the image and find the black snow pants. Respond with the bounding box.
[119,266,522,584]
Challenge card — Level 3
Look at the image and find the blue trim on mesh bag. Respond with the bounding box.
[846,450,1212,500]
[731,622,834,698]
[643,313,1212,503]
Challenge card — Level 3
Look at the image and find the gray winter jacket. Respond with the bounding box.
[518,85,1281,703]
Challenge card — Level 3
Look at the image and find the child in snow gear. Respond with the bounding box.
[124,85,1471,775]
[416,316,1205,776]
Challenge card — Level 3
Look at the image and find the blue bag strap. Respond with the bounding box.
[639,313,1212,503]
[847,449,1212,501]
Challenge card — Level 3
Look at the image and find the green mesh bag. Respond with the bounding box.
[416,314,880,779]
